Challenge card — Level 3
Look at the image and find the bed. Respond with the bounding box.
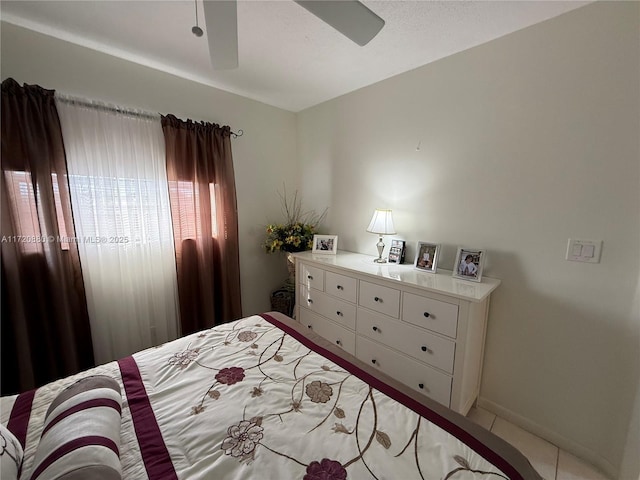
[1,312,542,479]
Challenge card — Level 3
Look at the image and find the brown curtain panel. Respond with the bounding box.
[1,78,94,394]
[161,114,242,334]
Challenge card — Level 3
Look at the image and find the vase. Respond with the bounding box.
[285,252,296,289]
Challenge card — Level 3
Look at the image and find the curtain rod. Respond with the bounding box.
[55,94,159,120]
[55,93,244,138]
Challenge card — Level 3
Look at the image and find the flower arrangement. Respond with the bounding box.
[264,188,326,253]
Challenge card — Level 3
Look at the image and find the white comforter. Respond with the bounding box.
[3,313,541,480]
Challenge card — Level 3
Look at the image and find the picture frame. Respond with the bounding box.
[414,242,440,273]
[312,234,338,254]
[388,239,406,264]
[452,247,485,282]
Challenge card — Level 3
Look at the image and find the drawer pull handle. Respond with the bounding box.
[372,326,379,332]
[421,346,428,352]
[371,359,377,365]
[307,299,313,304]
[336,311,343,316]
[374,296,381,302]
[307,325,312,329]
[423,312,430,318]
[336,340,341,345]
[337,285,344,290]
[307,275,313,280]
[418,383,425,389]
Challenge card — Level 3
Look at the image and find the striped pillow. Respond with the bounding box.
[29,376,123,480]
[1,423,23,480]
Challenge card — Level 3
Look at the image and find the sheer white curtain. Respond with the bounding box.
[56,98,180,365]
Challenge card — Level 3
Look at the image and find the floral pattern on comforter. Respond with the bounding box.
[131,314,512,479]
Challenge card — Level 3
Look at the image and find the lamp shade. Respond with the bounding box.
[366,209,396,235]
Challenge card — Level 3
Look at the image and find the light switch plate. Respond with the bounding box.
[566,239,602,263]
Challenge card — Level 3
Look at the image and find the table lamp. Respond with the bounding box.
[366,209,396,263]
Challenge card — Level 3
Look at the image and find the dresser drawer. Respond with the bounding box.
[359,281,400,318]
[299,286,356,330]
[325,271,357,303]
[300,308,355,355]
[357,309,455,374]
[402,292,459,338]
[356,336,452,407]
[299,263,325,291]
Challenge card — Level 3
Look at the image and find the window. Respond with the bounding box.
[168,180,218,239]
[4,171,69,252]
[67,173,181,246]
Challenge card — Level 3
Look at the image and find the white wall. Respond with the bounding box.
[3,3,639,478]
[0,22,298,316]
[297,2,639,478]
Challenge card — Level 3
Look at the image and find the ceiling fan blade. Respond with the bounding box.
[202,0,238,69]
[294,0,384,46]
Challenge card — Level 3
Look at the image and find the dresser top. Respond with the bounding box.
[293,250,500,302]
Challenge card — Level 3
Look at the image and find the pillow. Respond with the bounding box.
[1,423,23,480]
[28,376,123,480]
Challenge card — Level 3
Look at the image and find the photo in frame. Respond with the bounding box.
[312,235,338,254]
[452,247,485,282]
[414,242,440,273]
[388,239,406,264]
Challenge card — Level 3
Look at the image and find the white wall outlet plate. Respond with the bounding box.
[566,239,602,263]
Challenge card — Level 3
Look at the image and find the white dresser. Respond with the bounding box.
[293,250,501,415]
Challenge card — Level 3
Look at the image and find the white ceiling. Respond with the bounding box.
[1,0,590,112]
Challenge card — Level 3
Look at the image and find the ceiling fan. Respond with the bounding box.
[193,0,385,69]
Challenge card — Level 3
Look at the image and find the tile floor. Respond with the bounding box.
[466,406,612,480]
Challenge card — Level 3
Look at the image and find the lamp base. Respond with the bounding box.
[374,236,386,263]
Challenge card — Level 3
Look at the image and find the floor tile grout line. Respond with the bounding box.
[486,411,555,479]
[489,412,497,431]
[471,408,612,480]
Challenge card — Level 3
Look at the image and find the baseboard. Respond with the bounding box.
[477,396,618,480]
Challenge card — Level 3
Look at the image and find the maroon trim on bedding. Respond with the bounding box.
[118,356,178,480]
[30,435,119,480]
[42,398,122,436]
[260,313,524,480]
[7,388,36,448]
